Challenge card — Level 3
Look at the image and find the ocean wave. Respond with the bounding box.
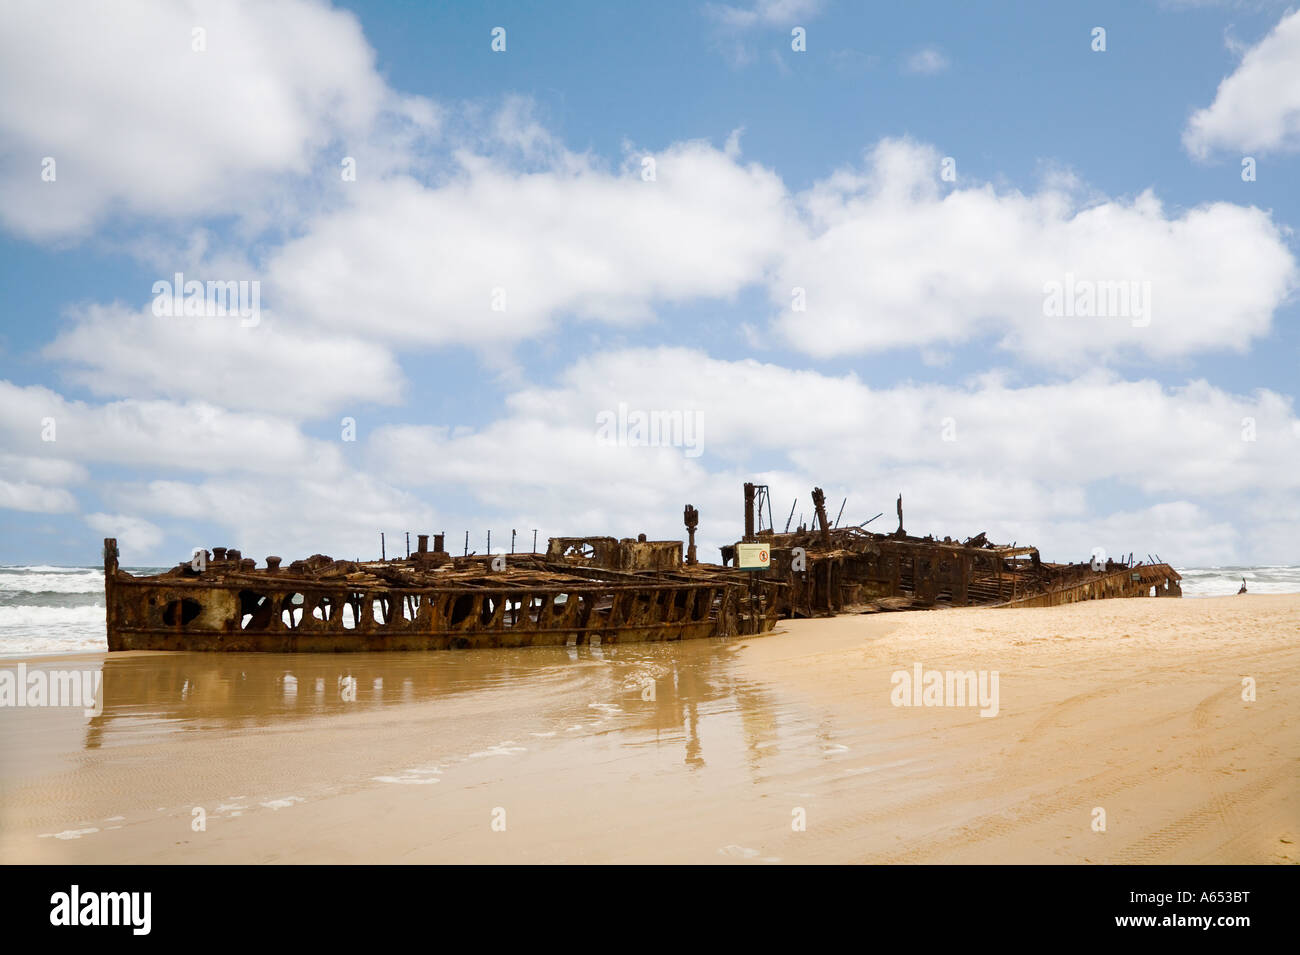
[0,603,105,626]
[0,570,104,595]
[0,591,105,611]
[0,565,98,573]
[0,604,107,657]
[1177,566,1300,597]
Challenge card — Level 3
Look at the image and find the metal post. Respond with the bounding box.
[684,504,699,565]
[743,482,756,542]
[811,487,830,546]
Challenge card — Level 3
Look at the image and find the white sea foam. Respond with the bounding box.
[260,796,305,810]
[468,742,526,758]
[1,565,96,573]
[0,604,107,656]
[43,828,99,840]
[0,569,103,594]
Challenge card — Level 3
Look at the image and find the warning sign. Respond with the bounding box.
[736,543,770,570]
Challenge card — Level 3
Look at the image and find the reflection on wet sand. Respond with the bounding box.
[3,633,848,864]
[0,614,995,866]
[77,640,787,767]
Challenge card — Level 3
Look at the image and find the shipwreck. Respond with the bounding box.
[102,483,1181,652]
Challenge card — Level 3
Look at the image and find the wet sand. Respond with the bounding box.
[1,594,1296,864]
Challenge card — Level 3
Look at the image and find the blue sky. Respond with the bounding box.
[0,0,1297,567]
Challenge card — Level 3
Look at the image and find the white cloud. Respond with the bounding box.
[1044,502,1239,568]
[0,382,347,476]
[266,139,792,346]
[44,304,404,416]
[0,453,85,513]
[0,454,88,486]
[263,131,1294,366]
[771,138,1296,365]
[0,480,77,514]
[903,47,949,75]
[85,512,164,555]
[1183,9,1300,157]
[105,473,436,564]
[706,0,823,29]
[0,0,434,239]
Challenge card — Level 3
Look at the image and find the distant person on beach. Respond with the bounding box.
[1238,577,1248,594]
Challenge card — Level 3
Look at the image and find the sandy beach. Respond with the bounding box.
[1,594,1295,864]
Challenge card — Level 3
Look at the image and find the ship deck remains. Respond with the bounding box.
[103,534,777,652]
[718,484,1181,618]
[102,482,1181,652]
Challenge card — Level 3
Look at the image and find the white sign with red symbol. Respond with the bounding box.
[736,543,770,570]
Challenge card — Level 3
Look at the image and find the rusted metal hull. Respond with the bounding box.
[108,620,731,652]
[102,482,1181,652]
[104,539,775,653]
[747,536,1181,616]
[994,563,1182,608]
[722,485,1182,617]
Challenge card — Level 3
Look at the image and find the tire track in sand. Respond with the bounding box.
[1108,760,1296,864]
